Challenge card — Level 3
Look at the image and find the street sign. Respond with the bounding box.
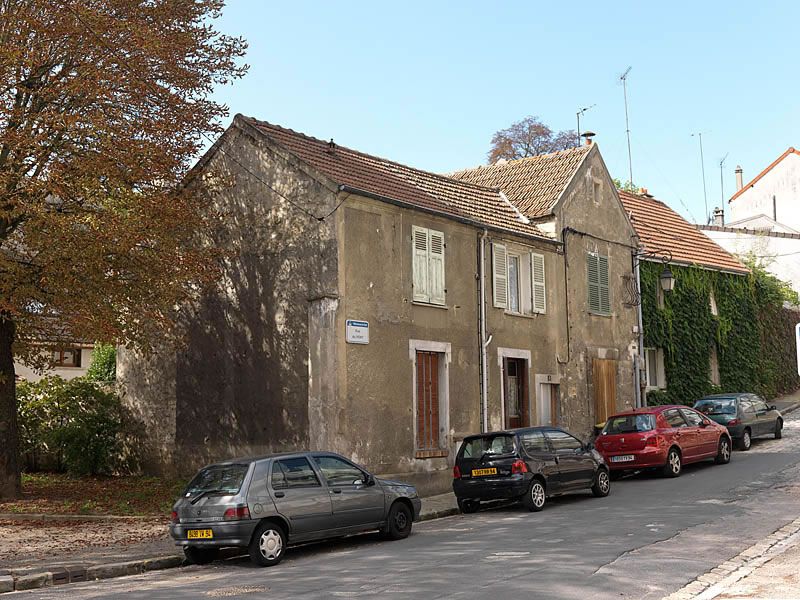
[346,320,369,345]
[796,323,800,376]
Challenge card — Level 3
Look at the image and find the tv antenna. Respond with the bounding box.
[576,104,596,146]
[719,153,729,210]
[691,132,709,222]
[619,67,633,185]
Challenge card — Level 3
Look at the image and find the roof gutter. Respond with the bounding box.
[338,184,560,247]
[640,256,749,277]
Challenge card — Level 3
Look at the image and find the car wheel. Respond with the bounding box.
[740,429,752,451]
[183,546,219,565]
[457,499,480,514]
[662,448,682,478]
[382,501,413,540]
[248,521,286,567]
[523,479,546,512]
[775,419,783,440]
[591,469,611,497]
[715,436,731,464]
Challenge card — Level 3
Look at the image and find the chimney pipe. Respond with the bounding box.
[712,206,724,226]
[581,131,596,146]
[735,165,743,191]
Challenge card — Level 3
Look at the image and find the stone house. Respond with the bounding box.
[120,116,638,494]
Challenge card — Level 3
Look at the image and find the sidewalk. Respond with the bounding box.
[0,491,459,593]
[772,388,800,415]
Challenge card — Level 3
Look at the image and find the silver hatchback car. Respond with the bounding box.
[170,451,421,567]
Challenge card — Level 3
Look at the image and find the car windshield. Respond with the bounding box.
[184,464,249,495]
[461,434,516,458]
[695,398,737,415]
[603,414,655,434]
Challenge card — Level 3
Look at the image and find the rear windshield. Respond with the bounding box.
[460,434,516,458]
[695,398,736,415]
[185,464,249,495]
[603,414,655,435]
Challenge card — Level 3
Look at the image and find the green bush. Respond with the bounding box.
[645,389,673,406]
[17,376,122,475]
[85,343,116,382]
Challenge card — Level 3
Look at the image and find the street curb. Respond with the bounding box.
[0,513,162,522]
[418,507,459,522]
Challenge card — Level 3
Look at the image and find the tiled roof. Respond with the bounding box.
[448,145,592,217]
[239,116,550,240]
[618,190,749,274]
[730,147,800,202]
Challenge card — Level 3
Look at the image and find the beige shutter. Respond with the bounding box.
[429,230,445,305]
[531,253,546,313]
[412,226,429,303]
[492,243,508,308]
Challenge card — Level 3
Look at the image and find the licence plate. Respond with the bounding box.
[471,468,497,476]
[611,455,635,463]
[187,529,213,539]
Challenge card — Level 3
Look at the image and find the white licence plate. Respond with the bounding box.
[611,455,635,463]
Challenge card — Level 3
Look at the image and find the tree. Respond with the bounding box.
[488,116,578,164]
[613,178,641,193]
[0,1,247,498]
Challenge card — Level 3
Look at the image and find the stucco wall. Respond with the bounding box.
[15,347,93,382]
[731,153,800,230]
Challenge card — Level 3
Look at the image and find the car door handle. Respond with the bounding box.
[554,456,559,464]
[330,489,342,494]
[274,491,285,498]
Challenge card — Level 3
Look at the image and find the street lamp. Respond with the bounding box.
[659,265,676,292]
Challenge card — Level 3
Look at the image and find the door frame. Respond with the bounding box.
[497,348,531,429]
[534,373,561,426]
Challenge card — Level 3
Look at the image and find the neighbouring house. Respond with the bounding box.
[119,116,638,494]
[14,343,95,382]
[700,149,800,294]
[619,189,799,405]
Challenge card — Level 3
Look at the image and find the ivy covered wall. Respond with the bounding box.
[641,261,800,405]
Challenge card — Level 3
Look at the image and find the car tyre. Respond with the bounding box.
[382,501,413,540]
[662,448,682,478]
[183,546,219,565]
[248,521,286,567]
[457,499,480,514]
[775,419,783,440]
[591,469,611,497]
[715,436,732,465]
[740,429,752,451]
[523,479,546,512]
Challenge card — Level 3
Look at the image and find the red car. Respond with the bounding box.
[595,405,732,478]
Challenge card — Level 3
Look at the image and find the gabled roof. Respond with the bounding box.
[730,147,800,202]
[448,145,592,217]
[237,116,551,240]
[618,190,749,275]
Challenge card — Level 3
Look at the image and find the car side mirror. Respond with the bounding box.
[585,441,594,451]
[361,473,375,487]
[770,405,777,411]
[699,421,708,428]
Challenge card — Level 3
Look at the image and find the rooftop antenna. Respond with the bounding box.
[576,104,596,146]
[619,66,633,185]
[718,152,728,210]
[691,132,709,222]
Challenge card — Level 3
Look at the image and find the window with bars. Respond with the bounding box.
[415,350,443,453]
[587,252,610,315]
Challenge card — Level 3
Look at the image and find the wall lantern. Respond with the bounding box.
[625,248,675,306]
[659,266,676,292]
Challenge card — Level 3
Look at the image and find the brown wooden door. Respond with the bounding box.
[416,351,440,450]
[593,358,617,424]
[504,358,528,429]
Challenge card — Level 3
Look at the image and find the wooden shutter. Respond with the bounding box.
[587,252,600,313]
[493,243,508,308]
[416,351,440,451]
[593,358,617,422]
[428,229,445,305]
[598,254,610,314]
[412,226,429,303]
[531,253,546,313]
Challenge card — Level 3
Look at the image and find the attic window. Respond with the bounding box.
[592,180,601,205]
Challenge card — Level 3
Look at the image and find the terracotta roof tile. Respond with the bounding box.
[448,146,592,217]
[240,116,550,240]
[618,190,749,274]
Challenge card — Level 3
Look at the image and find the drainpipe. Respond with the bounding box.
[479,229,490,432]
[634,257,645,407]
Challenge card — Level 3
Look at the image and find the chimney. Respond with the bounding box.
[638,187,653,198]
[735,165,743,191]
[581,131,596,146]
[712,206,725,226]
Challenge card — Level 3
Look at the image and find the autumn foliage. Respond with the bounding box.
[0,0,247,498]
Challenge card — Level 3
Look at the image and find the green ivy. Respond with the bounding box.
[641,261,799,405]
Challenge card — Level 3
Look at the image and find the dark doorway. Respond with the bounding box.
[503,358,528,429]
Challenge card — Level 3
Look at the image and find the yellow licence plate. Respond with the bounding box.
[471,468,497,477]
[187,529,213,539]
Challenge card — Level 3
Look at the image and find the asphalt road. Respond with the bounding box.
[21,413,800,600]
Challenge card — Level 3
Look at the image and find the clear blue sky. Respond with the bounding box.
[211,1,800,224]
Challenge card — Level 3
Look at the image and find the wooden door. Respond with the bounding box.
[416,351,440,450]
[593,358,617,424]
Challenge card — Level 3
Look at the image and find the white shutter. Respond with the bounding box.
[492,243,508,308]
[412,226,429,303]
[531,253,546,313]
[429,229,445,305]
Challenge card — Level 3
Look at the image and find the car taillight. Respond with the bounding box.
[511,459,528,474]
[171,510,179,524]
[223,504,251,520]
[453,465,461,479]
[646,435,661,447]
[727,419,740,426]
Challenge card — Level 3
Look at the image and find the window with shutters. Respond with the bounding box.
[412,226,446,306]
[587,252,610,315]
[493,244,546,315]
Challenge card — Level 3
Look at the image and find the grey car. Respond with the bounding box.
[170,451,421,567]
[694,393,783,450]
